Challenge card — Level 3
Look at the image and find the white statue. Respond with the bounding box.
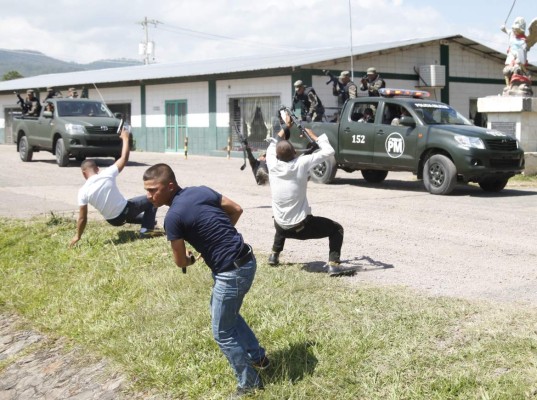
[500,16,537,96]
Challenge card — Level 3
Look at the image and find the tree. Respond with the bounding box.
[3,70,23,81]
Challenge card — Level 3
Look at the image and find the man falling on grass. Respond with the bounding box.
[69,128,161,247]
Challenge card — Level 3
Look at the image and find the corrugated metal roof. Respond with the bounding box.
[0,35,525,93]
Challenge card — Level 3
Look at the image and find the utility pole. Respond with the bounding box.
[139,17,161,64]
[348,0,354,80]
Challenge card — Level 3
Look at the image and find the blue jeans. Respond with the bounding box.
[211,258,265,390]
[107,195,156,231]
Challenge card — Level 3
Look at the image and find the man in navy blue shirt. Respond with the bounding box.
[142,163,267,397]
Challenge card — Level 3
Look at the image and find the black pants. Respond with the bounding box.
[271,215,344,262]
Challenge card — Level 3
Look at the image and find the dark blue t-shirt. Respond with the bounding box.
[164,186,244,273]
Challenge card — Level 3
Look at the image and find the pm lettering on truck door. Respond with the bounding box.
[385,132,405,158]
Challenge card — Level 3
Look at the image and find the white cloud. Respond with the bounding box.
[0,0,533,64]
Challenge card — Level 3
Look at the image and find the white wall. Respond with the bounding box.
[216,76,290,127]
[144,82,209,128]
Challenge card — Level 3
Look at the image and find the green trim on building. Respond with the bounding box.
[450,76,504,85]
[140,84,147,150]
[208,80,217,149]
[440,44,449,104]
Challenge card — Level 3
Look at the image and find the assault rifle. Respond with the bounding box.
[279,106,319,155]
[322,69,345,93]
[233,122,247,170]
[14,92,30,114]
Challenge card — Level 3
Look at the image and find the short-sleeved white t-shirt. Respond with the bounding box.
[77,165,127,220]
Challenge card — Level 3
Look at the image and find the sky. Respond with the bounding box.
[1,0,535,66]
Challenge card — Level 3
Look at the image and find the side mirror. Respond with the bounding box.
[43,111,53,118]
[114,112,124,119]
[399,116,415,127]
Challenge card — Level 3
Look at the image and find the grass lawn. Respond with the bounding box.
[1,215,537,399]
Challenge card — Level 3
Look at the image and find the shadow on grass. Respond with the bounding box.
[301,256,394,274]
[263,341,318,384]
[111,230,143,245]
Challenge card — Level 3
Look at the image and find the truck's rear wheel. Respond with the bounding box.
[19,136,33,162]
[55,138,69,167]
[309,155,337,184]
[361,169,388,183]
[478,177,509,192]
[423,154,457,195]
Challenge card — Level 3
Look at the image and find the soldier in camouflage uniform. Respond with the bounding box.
[333,71,358,107]
[292,80,325,122]
[24,90,42,116]
[360,67,386,97]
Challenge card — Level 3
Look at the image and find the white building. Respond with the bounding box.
[1,35,533,156]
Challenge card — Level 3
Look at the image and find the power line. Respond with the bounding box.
[154,21,306,52]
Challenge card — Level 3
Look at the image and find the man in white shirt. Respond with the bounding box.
[265,115,349,276]
[69,128,159,247]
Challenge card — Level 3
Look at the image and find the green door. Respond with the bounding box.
[165,100,187,152]
[372,102,418,169]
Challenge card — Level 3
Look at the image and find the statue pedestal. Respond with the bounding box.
[477,96,537,175]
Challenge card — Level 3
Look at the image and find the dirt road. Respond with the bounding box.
[1,144,536,304]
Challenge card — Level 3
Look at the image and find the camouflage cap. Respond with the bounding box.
[367,67,377,75]
[68,87,76,91]
[26,89,34,94]
[339,71,350,78]
[294,80,304,88]
[47,87,54,91]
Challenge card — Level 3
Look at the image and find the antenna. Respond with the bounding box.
[92,83,106,103]
[139,17,161,64]
[348,0,354,80]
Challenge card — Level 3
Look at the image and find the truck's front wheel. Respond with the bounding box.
[423,154,457,195]
[310,155,337,184]
[19,136,33,162]
[55,138,70,167]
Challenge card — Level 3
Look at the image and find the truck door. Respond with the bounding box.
[372,102,418,169]
[337,101,379,166]
[33,106,54,149]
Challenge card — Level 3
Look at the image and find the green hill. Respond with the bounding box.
[0,49,142,79]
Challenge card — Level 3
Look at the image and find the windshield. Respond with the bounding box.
[56,101,114,118]
[410,102,472,125]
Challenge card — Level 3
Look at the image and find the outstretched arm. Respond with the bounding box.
[70,205,88,247]
[114,128,131,173]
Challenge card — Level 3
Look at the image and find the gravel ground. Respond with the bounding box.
[1,144,537,305]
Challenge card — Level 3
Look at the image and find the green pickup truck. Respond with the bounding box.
[15,98,125,167]
[292,89,525,195]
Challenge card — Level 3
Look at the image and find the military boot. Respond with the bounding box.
[268,252,280,266]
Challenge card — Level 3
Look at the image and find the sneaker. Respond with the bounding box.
[139,228,165,239]
[268,252,280,266]
[326,261,357,277]
[252,356,270,370]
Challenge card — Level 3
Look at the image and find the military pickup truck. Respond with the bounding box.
[291,89,524,195]
[15,98,125,167]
